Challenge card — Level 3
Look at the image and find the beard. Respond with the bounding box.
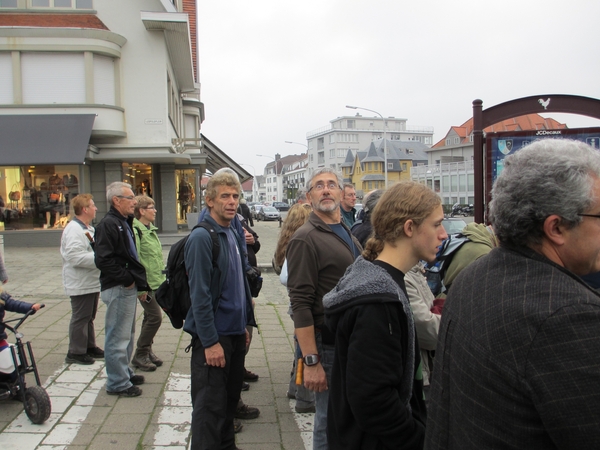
[313,198,339,213]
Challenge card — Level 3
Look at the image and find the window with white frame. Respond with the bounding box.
[30,0,93,7]
[454,137,460,144]
[317,137,324,150]
[329,149,336,159]
[0,0,18,7]
[93,54,115,105]
[338,149,346,158]
[329,134,335,144]
[0,53,13,103]
[388,162,393,169]
[445,138,451,146]
[347,119,355,129]
[22,52,85,104]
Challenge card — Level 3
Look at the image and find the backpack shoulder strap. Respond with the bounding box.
[195,221,220,267]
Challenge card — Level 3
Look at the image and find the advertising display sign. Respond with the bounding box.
[485,127,600,203]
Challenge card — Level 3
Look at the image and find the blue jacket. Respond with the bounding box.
[0,291,34,341]
[183,214,256,347]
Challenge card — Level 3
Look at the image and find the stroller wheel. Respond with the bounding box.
[24,385,51,424]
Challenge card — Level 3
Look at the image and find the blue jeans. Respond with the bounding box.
[101,285,137,392]
[313,332,334,450]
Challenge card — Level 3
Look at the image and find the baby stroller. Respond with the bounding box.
[0,306,51,424]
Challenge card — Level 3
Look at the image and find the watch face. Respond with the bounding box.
[304,354,319,366]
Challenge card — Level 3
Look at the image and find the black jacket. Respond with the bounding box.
[94,206,149,291]
[324,257,426,450]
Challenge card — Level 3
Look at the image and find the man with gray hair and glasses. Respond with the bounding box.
[95,182,149,397]
[286,168,362,449]
[425,139,600,449]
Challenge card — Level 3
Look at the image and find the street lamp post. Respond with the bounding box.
[257,154,280,202]
[346,105,388,188]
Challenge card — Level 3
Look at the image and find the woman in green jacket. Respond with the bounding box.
[132,195,165,371]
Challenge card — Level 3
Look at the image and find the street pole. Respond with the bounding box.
[346,105,387,188]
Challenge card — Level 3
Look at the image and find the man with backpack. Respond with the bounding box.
[183,170,256,450]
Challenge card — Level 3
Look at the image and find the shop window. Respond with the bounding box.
[1,165,80,230]
[122,163,153,198]
[176,169,197,224]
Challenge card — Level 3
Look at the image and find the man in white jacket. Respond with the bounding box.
[60,194,104,365]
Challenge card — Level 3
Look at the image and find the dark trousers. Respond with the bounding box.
[68,292,99,354]
[190,334,246,450]
[136,292,163,353]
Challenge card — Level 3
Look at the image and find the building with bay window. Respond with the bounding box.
[0,0,249,246]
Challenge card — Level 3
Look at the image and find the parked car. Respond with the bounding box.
[250,204,264,219]
[354,203,363,217]
[442,218,467,235]
[257,206,280,221]
[272,201,290,212]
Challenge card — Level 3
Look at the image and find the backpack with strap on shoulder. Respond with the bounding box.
[155,221,220,329]
[424,233,470,296]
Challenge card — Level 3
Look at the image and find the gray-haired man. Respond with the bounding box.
[426,139,600,449]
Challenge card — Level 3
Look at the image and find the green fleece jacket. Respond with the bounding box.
[444,223,497,290]
[132,218,166,291]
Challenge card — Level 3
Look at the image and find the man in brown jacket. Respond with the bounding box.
[286,168,362,450]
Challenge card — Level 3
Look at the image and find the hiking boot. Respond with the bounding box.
[132,354,157,372]
[295,403,316,414]
[234,419,243,433]
[148,350,163,367]
[87,347,105,359]
[235,403,260,420]
[107,385,142,397]
[241,381,249,391]
[243,368,259,382]
[66,352,95,365]
[130,375,145,385]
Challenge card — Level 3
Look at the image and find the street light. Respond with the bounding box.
[285,140,308,150]
[346,105,388,188]
[257,154,280,202]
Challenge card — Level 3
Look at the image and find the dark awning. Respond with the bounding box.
[0,114,95,165]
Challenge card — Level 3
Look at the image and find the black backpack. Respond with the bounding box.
[424,233,470,296]
[155,222,219,329]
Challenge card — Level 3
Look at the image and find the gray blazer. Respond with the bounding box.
[425,246,600,449]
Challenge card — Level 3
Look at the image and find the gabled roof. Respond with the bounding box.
[0,13,109,30]
[354,139,429,173]
[340,149,355,168]
[432,113,567,148]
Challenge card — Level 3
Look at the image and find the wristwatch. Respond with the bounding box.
[303,354,320,366]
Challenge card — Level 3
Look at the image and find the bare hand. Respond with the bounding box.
[138,292,148,303]
[304,362,328,392]
[245,230,255,245]
[205,342,226,367]
[245,329,250,347]
[31,303,42,311]
[2,279,7,284]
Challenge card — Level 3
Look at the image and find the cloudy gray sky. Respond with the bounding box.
[197,0,600,175]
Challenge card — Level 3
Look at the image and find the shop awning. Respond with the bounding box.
[0,114,95,165]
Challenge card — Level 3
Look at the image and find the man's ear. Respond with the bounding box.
[404,219,415,238]
[543,214,567,246]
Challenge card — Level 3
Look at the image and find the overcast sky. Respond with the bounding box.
[196,0,600,176]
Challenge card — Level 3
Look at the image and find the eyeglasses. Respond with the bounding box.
[345,193,357,198]
[308,182,340,193]
[578,213,600,219]
[116,195,135,200]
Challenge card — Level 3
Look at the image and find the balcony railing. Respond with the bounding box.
[410,160,474,177]
[307,124,434,139]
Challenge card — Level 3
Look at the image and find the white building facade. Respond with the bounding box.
[0,0,249,245]
[306,114,434,177]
